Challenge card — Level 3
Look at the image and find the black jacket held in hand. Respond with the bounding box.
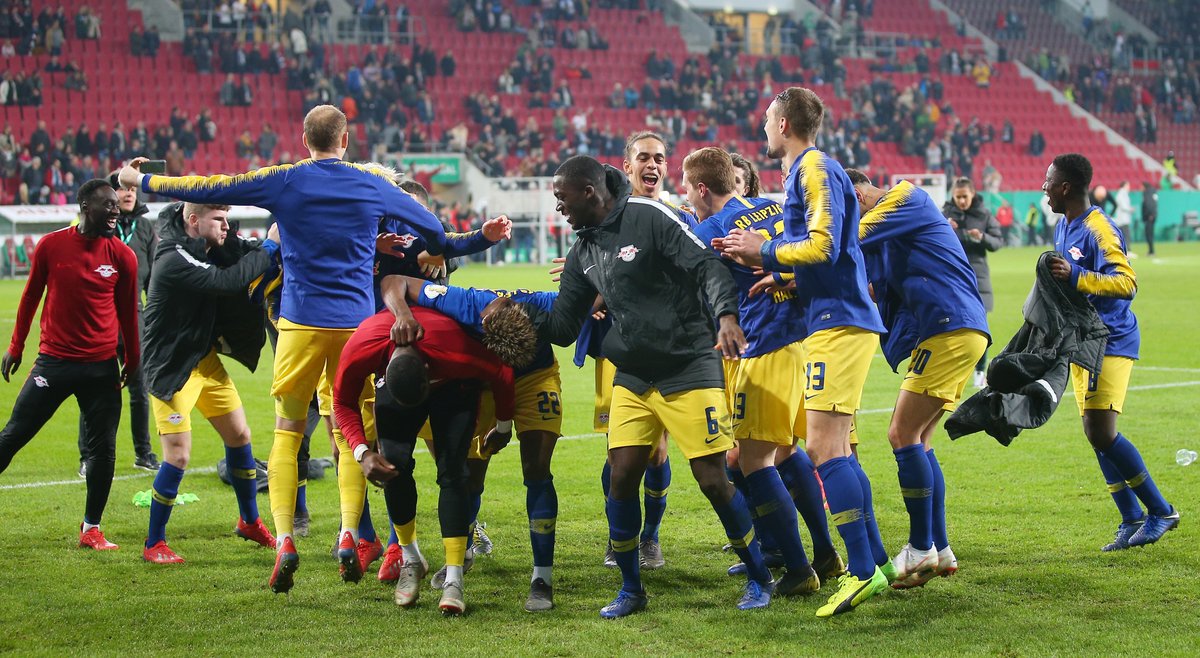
[530,166,739,396]
[142,202,275,401]
[946,251,1109,445]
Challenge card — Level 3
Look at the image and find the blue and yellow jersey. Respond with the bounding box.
[143,158,446,328]
[857,181,989,368]
[412,280,558,377]
[1054,205,1139,358]
[759,147,884,337]
[693,195,806,358]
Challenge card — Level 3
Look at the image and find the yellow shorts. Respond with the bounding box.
[901,329,989,411]
[608,386,734,460]
[272,319,356,421]
[723,358,739,413]
[593,357,617,433]
[731,342,805,446]
[465,363,564,460]
[151,350,242,434]
[801,326,879,414]
[1071,356,1134,416]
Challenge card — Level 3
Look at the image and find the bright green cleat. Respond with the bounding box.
[816,567,888,618]
[879,561,898,585]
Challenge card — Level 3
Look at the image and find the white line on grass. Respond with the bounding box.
[3,381,1197,491]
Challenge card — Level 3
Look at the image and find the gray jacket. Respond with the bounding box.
[943,195,1003,311]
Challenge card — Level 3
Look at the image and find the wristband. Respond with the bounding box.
[353,444,369,463]
[495,420,513,434]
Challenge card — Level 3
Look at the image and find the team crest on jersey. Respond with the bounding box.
[617,245,639,262]
[597,412,610,425]
[94,264,117,278]
[395,234,418,248]
[1068,246,1084,261]
[168,413,183,425]
[376,377,386,389]
[423,284,448,299]
[33,375,48,387]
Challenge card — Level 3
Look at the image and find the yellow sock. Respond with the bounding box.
[443,536,468,567]
[395,520,417,546]
[333,428,365,535]
[268,429,303,539]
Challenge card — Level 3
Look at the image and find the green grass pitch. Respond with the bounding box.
[0,243,1196,656]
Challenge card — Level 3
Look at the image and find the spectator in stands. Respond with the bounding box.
[220,74,238,106]
[19,155,45,204]
[144,25,160,57]
[165,141,185,176]
[1028,129,1045,157]
[258,123,278,161]
[1,40,13,58]
[64,68,88,92]
[235,130,255,159]
[981,159,1002,193]
[440,51,456,77]
[971,59,991,89]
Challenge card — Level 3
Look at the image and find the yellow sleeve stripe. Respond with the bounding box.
[148,161,299,194]
[773,151,834,266]
[735,195,755,209]
[1077,210,1137,299]
[858,180,913,241]
[337,160,402,187]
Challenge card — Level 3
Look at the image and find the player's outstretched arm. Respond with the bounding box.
[525,254,595,347]
[122,156,285,209]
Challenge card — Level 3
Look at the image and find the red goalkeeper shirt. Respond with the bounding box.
[334,307,515,451]
[8,226,141,370]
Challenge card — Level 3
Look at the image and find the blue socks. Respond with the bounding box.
[729,464,778,552]
[927,448,950,550]
[147,462,185,548]
[1094,448,1144,522]
[713,488,772,584]
[1102,434,1171,517]
[818,457,874,579]
[225,444,259,524]
[778,450,835,557]
[526,477,558,568]
[850,455,888,567]
[606,496,643,593]
[295,479,308,516]
[358,494,377,543]
[642,457,670,541]
[894,444,934,551]
[466,488,483,551]
[745,466,809,570]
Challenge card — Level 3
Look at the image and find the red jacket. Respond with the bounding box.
[9,226,140,370]
[333,307,514,451]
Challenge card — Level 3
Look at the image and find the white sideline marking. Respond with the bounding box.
[3,381,1197,491]
[1138,366,1200,373]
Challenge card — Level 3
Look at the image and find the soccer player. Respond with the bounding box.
[334,306,520,615]
[138,202,282,563]
[593,130,695,570]
[0,179,140,550]
[531,155,773,618]
[78,171,159,477]
[684,146,844,595]
[1043,153,1179,550]
[716,87,889,617]
[119,105,448,593]
[845,168,991,587]
[729,152,761,197]
[381,273,559,611]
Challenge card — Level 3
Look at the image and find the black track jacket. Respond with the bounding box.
[530,168,739,395]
